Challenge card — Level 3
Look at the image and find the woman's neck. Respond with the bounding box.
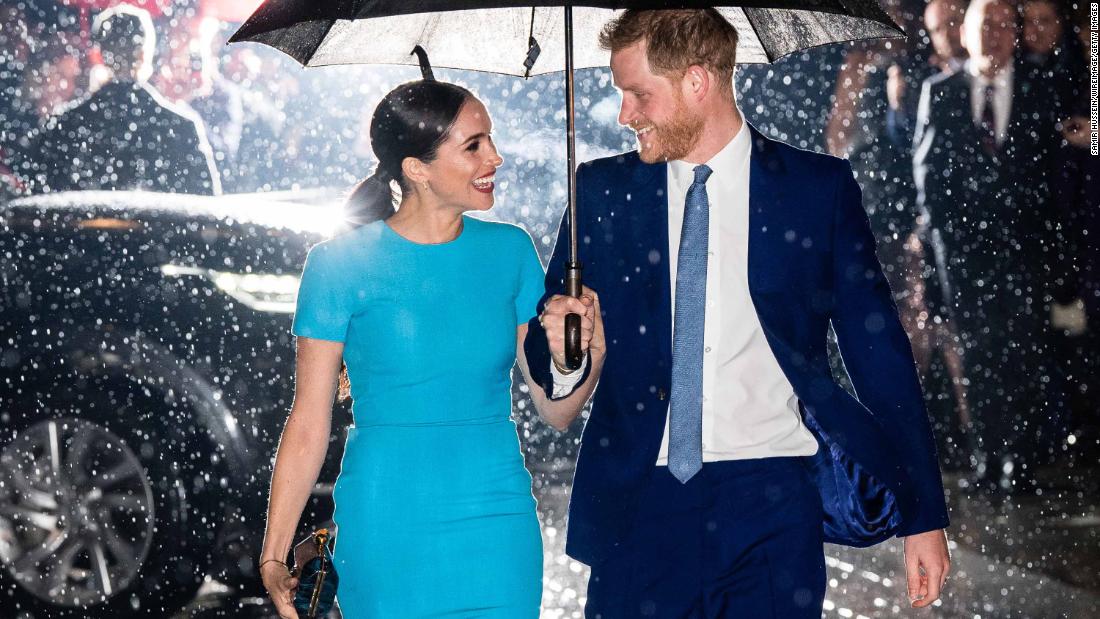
[387,198,464,244]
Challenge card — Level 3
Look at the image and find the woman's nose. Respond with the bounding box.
[488,144,504,167]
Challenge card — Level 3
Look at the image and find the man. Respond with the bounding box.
[27,5,220,195]
[1021,0,1063,64]
[525,9,950,618]
[913,0,1076,494]
[1020,0,1083,123]
[923,0,968,75]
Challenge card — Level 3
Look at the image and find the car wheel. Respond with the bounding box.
[0,372,223,617]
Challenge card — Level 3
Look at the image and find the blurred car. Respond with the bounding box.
[0,190,350,617]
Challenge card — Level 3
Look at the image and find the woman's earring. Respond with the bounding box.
[421,180,430,191]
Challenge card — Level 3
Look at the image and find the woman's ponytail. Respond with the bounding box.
[345,165,399,229]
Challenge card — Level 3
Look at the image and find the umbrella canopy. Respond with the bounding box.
[229,1,903,74]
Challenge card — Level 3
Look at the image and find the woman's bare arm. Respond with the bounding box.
[258,336,344,615]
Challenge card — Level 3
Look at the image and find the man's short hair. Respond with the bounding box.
[963,0,1019,30]
[599,9,739,95]
[92,4,155,72]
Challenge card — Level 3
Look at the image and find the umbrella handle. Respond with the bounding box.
[564,261,584,370]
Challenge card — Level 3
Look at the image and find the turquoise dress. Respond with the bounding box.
[292,216,545,618]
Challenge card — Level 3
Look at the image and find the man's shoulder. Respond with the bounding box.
[921,70,968,99]
[755,130,850,179]
[136,83,205,131]
[578,150,649,179]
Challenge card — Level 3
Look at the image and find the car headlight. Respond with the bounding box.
[161,264,300,314]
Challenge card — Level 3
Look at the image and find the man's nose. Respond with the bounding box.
[618,100,634,127]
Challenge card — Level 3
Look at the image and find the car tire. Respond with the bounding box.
[0,365,225,617]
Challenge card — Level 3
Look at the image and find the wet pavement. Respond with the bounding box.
[177,461,1100,619]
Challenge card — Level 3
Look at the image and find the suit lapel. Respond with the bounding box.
[747,125,787,293]
[628,159,672,369]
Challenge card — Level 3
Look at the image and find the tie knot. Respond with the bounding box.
[693,164,712,185]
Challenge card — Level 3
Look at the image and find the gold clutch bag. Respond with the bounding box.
[291,528,338,618]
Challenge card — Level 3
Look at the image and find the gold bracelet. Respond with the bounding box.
[552,357,572,374]
[258,558,290,573]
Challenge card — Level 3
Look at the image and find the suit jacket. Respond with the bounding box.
[912,68,1073,321]
[525,125,950,566]
[29,80,221,195]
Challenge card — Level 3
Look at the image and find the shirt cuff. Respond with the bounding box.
[551,353,588,398]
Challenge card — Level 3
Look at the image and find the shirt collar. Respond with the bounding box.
[967,60,1013,89]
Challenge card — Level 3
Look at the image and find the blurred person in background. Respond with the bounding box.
[22,42,82,124]
[913,0,1080,496]
[1046,1,1097,466]
[0,6,33,198]
[26,4,220,195]
[923,0,969,76]
[1020,0,1086,123]
[175,18,246,191]
[826,1,972,470]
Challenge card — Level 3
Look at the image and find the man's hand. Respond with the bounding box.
[540,285,601,371]
[1062,116,1092,149]
[903,529,951,608]
[886,64,906,111]
[1051,298,1088,336]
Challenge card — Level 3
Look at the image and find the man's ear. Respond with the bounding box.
[681,64,711,104]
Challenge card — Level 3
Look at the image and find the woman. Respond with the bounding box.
[257,79,604,618]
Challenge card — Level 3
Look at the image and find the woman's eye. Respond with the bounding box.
[467,141,480,152]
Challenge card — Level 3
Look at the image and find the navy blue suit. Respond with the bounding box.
[525,126,949,588]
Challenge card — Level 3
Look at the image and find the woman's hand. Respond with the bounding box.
[541,285,603,370]
[260,559,299,618]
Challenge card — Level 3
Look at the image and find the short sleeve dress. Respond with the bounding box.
[292,215,545,618]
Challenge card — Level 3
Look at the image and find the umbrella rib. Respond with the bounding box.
[740,9,774,64]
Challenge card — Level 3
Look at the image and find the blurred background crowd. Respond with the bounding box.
[0,0,1095,500]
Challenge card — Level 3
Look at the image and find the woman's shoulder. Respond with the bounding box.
[304,221,386,267]
[466,216,536,248]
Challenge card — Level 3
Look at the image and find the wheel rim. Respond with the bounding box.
[0,417,156,607]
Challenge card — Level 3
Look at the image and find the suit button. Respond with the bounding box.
[657,389,667,401]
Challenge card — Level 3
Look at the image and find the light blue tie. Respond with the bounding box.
[669,164,711,484]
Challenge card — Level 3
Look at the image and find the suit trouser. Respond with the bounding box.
[585,457,826,619]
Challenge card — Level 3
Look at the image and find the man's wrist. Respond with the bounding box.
[552,356,577,375]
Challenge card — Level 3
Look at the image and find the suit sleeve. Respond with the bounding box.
[830,159,950,537]
[523,163,593,400]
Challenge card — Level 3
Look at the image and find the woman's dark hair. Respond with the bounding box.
[345,80,474,228]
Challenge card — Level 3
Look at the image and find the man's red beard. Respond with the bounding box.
[634,97,705,164]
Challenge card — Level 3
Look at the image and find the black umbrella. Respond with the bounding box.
[230,1,903,368]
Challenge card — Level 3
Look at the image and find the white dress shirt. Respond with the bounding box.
[554,121,819,463]
[968,61,1013,146]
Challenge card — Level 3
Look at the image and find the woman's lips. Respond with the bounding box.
[472,175,495,193]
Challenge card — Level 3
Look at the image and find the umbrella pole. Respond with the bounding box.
[563,4,584,370]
